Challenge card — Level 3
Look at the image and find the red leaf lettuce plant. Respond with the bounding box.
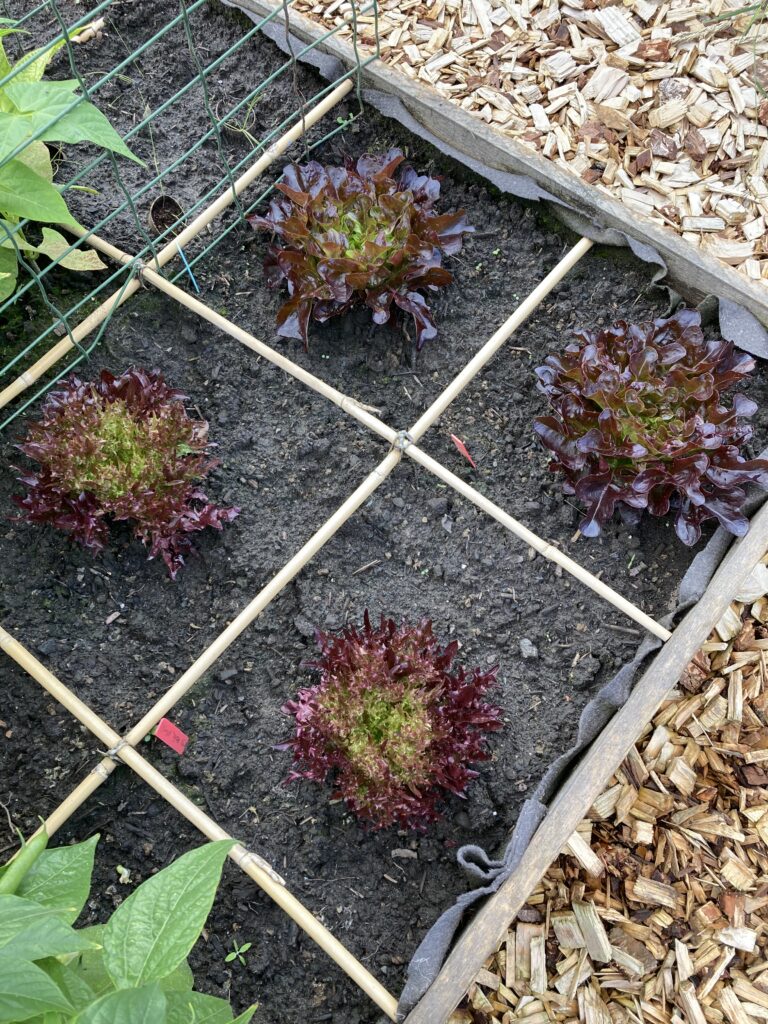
[281,612,502,829]
[248,148,472,348]
[534,309,768,544]
[14,368,239,577]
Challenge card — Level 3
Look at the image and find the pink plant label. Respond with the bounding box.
[154,718,189,755]
[450,434,477,469]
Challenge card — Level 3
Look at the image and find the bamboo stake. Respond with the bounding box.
[405,446,672,641]
[69,228,393,443]
[403,495,768,1024]
[0,78,353,412]
[29,451,400,832]
[80,229,664,638]
[0,623,399,1021]
[65,228,666,640]
[407,237,593,443]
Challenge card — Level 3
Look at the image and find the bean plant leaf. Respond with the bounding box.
[15,834,99,923]
[0,219,37,251]
[158,960,195,994]
[0,80,79,159]
[166,990,257,1024]
[50,99,143,164]
[0,80,140,165]
[102,841,236,989]
[0,959,72,1022]
[10,39,67,85]
[15,139,54,182]
[0,33,17,82]
[35,228,106,271]
[0,248,17,302]
[73,982,166,1024]
[0,158,78,225]
[0,895,63,946]
[0,917,98,962]
[40,958,99,1015]
[68,926,114,1000]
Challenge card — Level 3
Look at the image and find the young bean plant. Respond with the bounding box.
[248,148,472,349]
[534,309,768,544]
[0,829,256,1022]
[0,18,141,302]
[281,612,502,830]
[14,367,239,577]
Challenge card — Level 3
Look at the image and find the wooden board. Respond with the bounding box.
[226,0,768,326]
[403,495,768,1024]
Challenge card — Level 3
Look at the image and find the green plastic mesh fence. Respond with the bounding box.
[0,0,378,430]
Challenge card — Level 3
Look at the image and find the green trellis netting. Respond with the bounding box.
[0,0,378,430]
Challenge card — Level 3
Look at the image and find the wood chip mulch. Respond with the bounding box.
[451,557,768,1024]
[295,0,768,285]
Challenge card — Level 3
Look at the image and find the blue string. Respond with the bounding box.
[175,243,200,294]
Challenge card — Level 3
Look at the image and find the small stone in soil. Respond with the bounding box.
[569,653,601,690]
[427,496,449,516]
[520,638,539,659]
[37,639,68,656]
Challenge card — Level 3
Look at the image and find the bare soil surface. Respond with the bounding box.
[2,3,768,1021]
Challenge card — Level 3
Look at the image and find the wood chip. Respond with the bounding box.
[457,579,768,1023]
[296,0,768,282]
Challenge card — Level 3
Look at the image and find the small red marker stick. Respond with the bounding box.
[450,434,477,469]
[154,718,189,755]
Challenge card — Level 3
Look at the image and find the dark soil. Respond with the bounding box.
[3,3,768,1023]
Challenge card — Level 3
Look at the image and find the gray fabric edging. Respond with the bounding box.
[221,6,768,1015]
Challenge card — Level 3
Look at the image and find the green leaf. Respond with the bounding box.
[165,991,257,1024]
[0,36,13,81]
[16,835,99,923]
[231,1010,257,1024]
[37,959,97,1015]
[15,139,54,182]
[68,927,113,1002]
[159,960,194,994]
[0,79,141,164]
[0,267,15,303]
[165,991,235,1024]
[11,39,67,84]
[0,219,37,251]
[73,982,166,1024]
[35,228,106,272]
[102,841,236,989]
[0,80,79,160]
[0,158,77,225]
[0,895,63,946]
[0,959,72,1023]
[0,916,98,962]
[50,101,142,165]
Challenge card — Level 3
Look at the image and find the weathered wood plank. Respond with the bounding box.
[226,0,768,326]
[402,495,768,1023]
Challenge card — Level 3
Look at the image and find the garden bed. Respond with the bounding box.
[3,3,768,1023]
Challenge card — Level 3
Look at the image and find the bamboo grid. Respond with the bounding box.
[0,27,705,1023]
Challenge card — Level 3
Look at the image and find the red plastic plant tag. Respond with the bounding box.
[154,718,189,755]
[450,434,477,469]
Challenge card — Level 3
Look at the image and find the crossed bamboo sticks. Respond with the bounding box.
[2,72,674,1023]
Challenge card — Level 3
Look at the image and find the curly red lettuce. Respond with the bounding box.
[534,309,768,545]
[248,148,472,349]
[280,612,502,830]
[14,368,239,577]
